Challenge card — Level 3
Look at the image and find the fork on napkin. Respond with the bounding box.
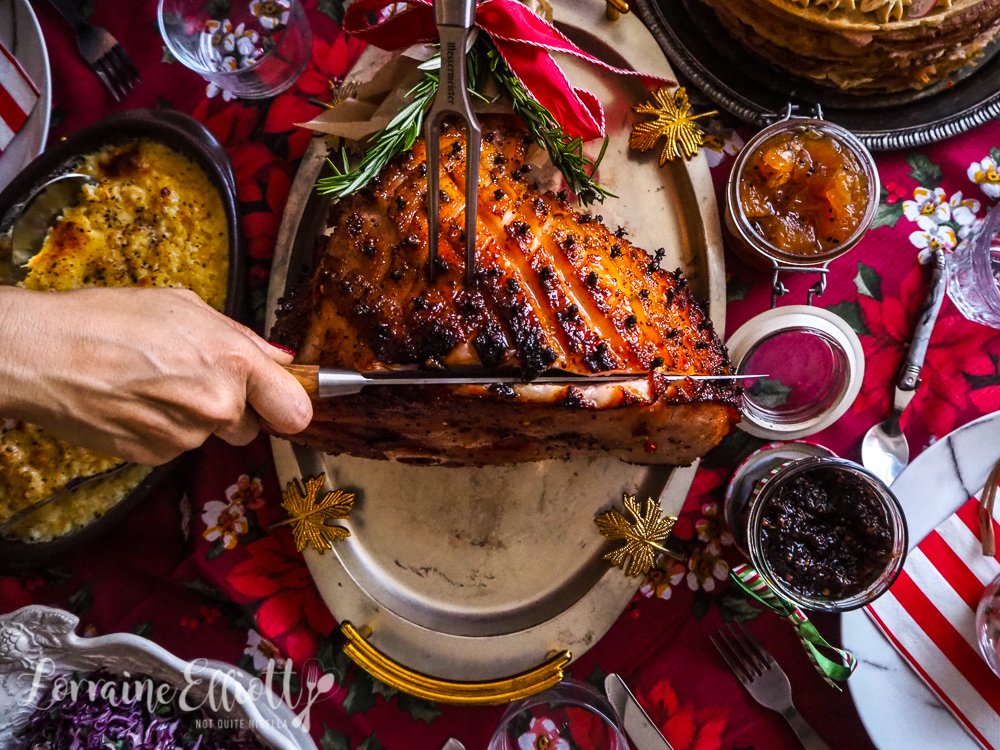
[0,40,39,153]
[866,479,1000,749]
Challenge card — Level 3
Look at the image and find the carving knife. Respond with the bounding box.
[605,673,675,750]
[284,364,764,399]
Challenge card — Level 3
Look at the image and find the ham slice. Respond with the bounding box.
[269,116,740,465]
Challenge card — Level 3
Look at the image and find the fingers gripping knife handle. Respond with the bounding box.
[897,247,947,392]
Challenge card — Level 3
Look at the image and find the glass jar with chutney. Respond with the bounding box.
[744,456,907,612]
[725,117,880,300]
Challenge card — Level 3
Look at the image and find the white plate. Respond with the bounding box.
[0,0,51,192]
[267,0,726,684]
[841,411,1000,750]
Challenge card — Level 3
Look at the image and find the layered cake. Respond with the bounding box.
[700,0,1000,94]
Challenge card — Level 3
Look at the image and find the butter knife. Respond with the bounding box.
[605,673,675,750]
[284,365,762,399]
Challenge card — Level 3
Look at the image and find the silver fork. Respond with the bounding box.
[45,0,140,101]
[424,0,481,285]
[711,623,832,750]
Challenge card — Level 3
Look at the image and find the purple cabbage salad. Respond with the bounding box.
[15,669,270,750]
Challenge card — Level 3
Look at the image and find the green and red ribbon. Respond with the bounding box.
[342,0,672,141]
[731,563,858,688]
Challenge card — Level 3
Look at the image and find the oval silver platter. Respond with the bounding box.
[266,0,726,683]
[631,0,1000,151]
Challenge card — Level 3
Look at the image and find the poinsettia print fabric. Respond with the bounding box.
[2,2,999,749]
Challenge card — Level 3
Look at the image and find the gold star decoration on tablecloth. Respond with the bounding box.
[274,475,354,554]
[629,87,718,165]
[595,494,677,577]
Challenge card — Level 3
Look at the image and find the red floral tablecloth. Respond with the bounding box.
[4,2,1000,748]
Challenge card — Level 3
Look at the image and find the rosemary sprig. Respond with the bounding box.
[485,42,613,205]
[316,39,613,205]
[316,71,440,199]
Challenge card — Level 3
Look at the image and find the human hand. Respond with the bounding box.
[0,286,313,465]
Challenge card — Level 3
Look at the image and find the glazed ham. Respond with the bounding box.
[270,116,740,465]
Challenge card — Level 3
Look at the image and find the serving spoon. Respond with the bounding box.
[861,248,947,486]
[0,172,95,284]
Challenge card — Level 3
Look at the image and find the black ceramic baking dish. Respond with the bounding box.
[0,108,244,564]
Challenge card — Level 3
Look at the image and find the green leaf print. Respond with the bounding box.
[320,728,350,750]
[826,301,871,337]
[905,153,943,189]
[747,378,792,409]
[317,0,349,23]
[871,186,904,230]
[716,589,762,623]
[854,262,883,301]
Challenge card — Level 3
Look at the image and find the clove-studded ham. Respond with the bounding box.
[269,116,740,466]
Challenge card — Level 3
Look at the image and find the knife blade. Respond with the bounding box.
[605,673,675,750]
[284,365,764,399]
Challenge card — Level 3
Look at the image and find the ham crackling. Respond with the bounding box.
[269,116,740,466]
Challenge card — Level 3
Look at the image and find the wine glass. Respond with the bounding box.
[487,679,629,750]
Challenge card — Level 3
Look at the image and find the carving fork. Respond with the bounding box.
[424,0,481,285]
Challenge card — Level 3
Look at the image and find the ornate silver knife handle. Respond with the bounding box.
[897,247,947,392]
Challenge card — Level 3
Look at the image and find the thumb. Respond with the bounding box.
[245,355,313,435]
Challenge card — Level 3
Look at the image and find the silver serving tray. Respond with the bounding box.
[265,0,726,686]
[631,0,1000,150]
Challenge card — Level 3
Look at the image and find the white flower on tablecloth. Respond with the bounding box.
[695,502,734,547]
[686,542,728,592]
[950,191,982,238]
[250,0,291,30]
[202,499,248,550]
[909,215,957,264]
[517,717,570,750]
[701,122,744,169]
[244,629,286,673]
[640,557,686,600]
[967,156,1000,200]
[902,186,950,224]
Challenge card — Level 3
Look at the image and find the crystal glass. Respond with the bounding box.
[948,204,1000,329]
[488,679,629,750]
[976,573,1000,677]
[158,0,311,99]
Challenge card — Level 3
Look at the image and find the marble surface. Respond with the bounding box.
[842,410,1000,750]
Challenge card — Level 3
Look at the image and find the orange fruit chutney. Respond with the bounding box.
[738,130,868,257]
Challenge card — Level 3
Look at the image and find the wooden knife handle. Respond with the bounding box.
[283,364,320,398]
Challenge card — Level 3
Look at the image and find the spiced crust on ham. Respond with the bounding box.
[270,116,739,466]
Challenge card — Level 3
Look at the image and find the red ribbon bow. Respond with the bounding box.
[343,0,672,141]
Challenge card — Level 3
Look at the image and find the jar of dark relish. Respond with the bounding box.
[744,456,907,612]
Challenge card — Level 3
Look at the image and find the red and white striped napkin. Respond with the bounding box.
[866,491,1000,749]
[0,40,39,154]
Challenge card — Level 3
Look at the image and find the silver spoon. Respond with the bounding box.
[1,172,95,284]
[861,247,947,486]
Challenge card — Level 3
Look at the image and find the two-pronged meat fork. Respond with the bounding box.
[424,0,482,285]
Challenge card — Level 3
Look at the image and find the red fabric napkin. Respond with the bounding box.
[866,493,1000,749]
[0,40,39,153]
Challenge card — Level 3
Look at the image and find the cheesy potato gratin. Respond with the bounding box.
[0,140,230,542]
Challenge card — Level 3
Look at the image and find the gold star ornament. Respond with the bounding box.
[595,494,677,577]
[630,87,718,165]
[273,475,354,554]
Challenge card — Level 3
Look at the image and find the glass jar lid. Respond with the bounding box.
[727,305,864,440]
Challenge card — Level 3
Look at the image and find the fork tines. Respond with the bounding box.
[424,0,481,287]
[94,43,141,102]
[710,622,775,683]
